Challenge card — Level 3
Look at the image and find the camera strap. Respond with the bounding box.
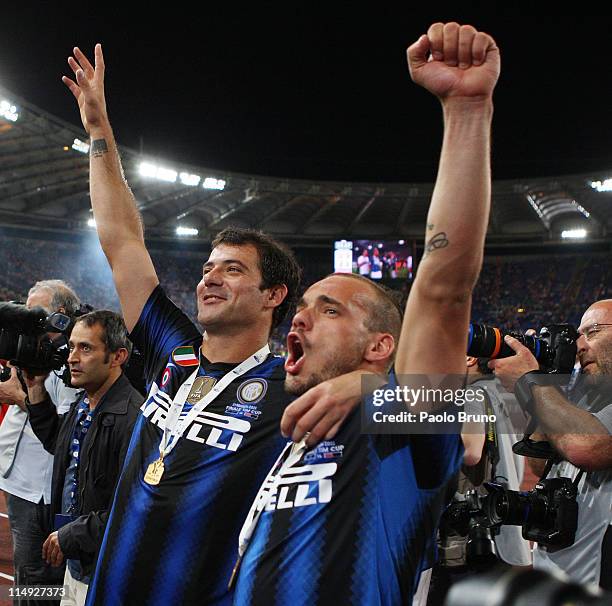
[482,392,499,472]
[572,470,584,489]
[15,367,28,395]
[539,459,556,482]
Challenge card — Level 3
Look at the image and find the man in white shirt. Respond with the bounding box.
[0,280,80,602]
[491,299,612,589]
[357,249,371,276]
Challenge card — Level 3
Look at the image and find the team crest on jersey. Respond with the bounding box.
[237,378,267,404]
[172,345,199,367]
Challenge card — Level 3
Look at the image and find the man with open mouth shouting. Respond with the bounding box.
[63,43,313,606]
[233,21,501,605]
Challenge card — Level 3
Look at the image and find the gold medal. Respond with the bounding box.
[144,456,165,485]
[186,376,217,404]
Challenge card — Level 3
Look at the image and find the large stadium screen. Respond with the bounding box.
[333,239,414,282]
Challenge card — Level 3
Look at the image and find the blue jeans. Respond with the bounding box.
[5,493,64,606]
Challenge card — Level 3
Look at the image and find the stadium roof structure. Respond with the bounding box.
[1,85,611,249]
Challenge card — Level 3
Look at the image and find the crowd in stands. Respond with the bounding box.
[472,254,611,332]
[0,233,609,348]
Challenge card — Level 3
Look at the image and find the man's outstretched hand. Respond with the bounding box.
[407,22,500,102]
[62,44,108,136]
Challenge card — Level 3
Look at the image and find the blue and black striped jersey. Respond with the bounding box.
[86,286,290,606]
[234,410,462,605]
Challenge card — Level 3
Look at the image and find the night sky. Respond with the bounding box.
[1,8,611,183]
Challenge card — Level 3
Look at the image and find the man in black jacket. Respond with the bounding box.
[26,310,142,605]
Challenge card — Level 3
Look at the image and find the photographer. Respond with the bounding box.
[0,280,80,604]
[428,357,531,605]
[464,357,532,568]
[489,299,612,590]
[26,310,142,606]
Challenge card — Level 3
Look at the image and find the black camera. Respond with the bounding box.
[467,323,578,373]
[440,490,499,569]
[444,474,579,556]
[0,302,74,377]
[481,477,578,549]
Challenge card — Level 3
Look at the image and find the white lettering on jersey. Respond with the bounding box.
[140,382,253,452]
[185,415,250,452]
[260,461,338,511]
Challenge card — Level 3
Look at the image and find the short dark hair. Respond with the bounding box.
[75,310,131,360]
[325,273,403,341]
[212,227,302,330]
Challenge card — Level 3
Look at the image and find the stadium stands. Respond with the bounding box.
[0,232,609,349]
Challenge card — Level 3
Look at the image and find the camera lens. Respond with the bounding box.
[466,523,498,569]
[483,487,528,527]
[467,324,548,363]
[467,324,511,359]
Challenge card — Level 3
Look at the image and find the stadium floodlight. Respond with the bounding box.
[590,179,612,192]
[203,177,226,190]
[88,218,96,228]
[180,172,201,187]
[139,162,178,183]
[176,226,199,236]
[72,138,90,154]
[561,229,587,239]
[139,162,157,178]
[157,167,178,183]
[0,99,19,122]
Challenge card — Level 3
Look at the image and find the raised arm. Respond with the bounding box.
[395,22,500,377]
[63,44,159,331]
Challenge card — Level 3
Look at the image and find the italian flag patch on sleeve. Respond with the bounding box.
[172,345,199,367]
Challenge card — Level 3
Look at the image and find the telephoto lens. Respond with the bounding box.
[467,323,577,373]
[467,324,542,361]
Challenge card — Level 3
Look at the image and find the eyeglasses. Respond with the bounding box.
[578,323,612,341]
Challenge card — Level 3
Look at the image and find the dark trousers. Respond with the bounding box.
[5,493,64,606]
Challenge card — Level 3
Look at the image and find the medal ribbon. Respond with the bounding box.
[158,343,271,461]
[229,432,310,588]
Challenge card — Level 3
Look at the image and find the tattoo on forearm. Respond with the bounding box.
[427,223,435,231]
[424,232,449,255]
[91,139,109,157]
